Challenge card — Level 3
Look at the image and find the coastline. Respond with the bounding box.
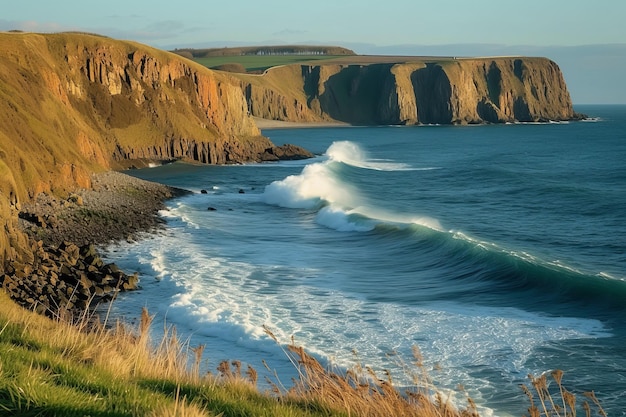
[19,171,189,248]
[2,171,189,316]
[253,116,350,130]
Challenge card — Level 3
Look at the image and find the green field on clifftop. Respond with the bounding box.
[190,54,462,74]
[192,55,347,72]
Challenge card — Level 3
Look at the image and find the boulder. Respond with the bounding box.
[260,144,314,161]
[1,240,141,318]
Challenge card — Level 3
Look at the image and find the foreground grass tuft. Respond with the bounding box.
[0,291,606,416]
[522,370,606,417]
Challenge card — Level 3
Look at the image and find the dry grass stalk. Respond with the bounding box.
[522,371,606,417]
[191,344,206,381]
[263,325,479,417]
[4,291,609,417]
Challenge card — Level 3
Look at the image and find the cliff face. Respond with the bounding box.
[238,65,328,124]
[415,58,576,124]
[0,32,274,266]
[238,57,578,125]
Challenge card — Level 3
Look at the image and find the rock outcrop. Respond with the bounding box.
[3,171,184,315]
[1,241,139,317]
[236,57,581,125]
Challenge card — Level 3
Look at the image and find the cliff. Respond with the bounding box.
[235,57,580,125]
[0,32,303,268]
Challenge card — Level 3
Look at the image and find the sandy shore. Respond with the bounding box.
[253,117,350,130]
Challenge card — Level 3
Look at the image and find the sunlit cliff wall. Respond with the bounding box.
[239,57,578,125]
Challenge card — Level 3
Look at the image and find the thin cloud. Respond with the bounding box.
[109,20,204,42]
[0,18,200,44]
[272,29,308,37]
[142,20,185,33]
[0,19,72,33]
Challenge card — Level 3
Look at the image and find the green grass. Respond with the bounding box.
[0,291,608,416]
[0,295,340,417]
[192,55,348,73]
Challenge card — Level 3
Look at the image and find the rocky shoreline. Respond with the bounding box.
[1,171,187,318]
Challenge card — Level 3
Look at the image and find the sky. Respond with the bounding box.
[2,0,625,103]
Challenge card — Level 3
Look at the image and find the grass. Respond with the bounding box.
[192,54,460,74]
[522,371,606,417]
[0,294,311,416]
[0,290,608,417]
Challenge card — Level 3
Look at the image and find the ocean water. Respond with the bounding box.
[104,105,626,416]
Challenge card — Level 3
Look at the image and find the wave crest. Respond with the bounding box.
[262,162,360,209]
[262,141,441,233]
[327,140,418,171]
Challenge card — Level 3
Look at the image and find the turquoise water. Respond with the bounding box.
[106,105,626,416]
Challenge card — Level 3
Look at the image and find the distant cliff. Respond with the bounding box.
[236,57,580,125]
[0,32,299,266]
[173,45,356,59]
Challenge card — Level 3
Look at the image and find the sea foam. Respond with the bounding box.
[262,162,359,209]
[262,141,442,233]
[326,140,417,171]
[105,226,609,417]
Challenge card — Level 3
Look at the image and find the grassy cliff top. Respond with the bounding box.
[182,48,547,74]
[173,45,356,57]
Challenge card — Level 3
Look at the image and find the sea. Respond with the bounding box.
[103,105,626,416]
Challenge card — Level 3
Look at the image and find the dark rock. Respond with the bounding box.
[260,144,314,161]
[207,206,217,211]
[2,238,143,318]
[18,211,47,228]
[7,172,196,319]
[103,263,121,274]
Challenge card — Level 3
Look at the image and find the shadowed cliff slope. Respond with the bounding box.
[0,32,291,267]
[234,57,580,125]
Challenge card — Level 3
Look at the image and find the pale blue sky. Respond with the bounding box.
[2,1,625,103]
[3,0,624,48]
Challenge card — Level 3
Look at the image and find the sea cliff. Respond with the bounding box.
[0,32,307,276]
[237,57,580,125]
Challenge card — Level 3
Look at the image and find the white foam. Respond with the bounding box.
[452,230,599,279]
[597,271,626,281]
[149,249,169,280]
[326,140,417,171]
[262,157,360,209]
[262,141,443,233]
[104,204,610,417]
[353,205,443,231]
[187,248,602,400]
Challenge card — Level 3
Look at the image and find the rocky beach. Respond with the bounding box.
[1,171,186,317]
